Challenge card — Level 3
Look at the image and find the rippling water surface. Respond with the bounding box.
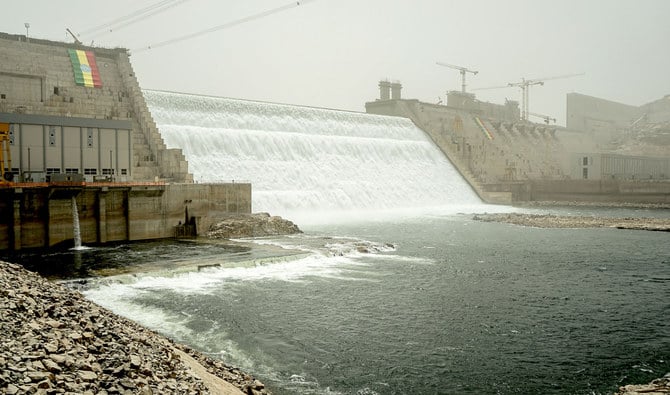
[29,213,664,395]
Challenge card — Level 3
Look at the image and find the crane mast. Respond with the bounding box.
[436,62,478,93]
[474,73,584,121]
[508,78,544,122]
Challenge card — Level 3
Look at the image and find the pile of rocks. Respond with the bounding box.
[0,261,270,394]
[617,373,670,394]
[472,213,670,231]
[207,212,302,239]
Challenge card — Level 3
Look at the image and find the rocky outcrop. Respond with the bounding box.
[472,213,670,231]
[207,213,302,239]
[617,373,670,394]
[0,261,269,395]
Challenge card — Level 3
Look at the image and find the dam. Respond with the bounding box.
[0,33,252,250]
[0,32,482,249]
[2,31,665,250]
[144,90,483,223]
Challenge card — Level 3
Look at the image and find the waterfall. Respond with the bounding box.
[71,196,82,249]
[144,90,485,223]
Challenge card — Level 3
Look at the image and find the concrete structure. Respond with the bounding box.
[1,115,131,183]
[572,153,670,181]
[366,80,670,205]
[0,182,251,250]
[566,93,640,133]
[0,32,191,183]
[390,82,402,100]
[566,93,670,157]
[378,80,391,101]
[0,33,252,250]
[446,91,519,122]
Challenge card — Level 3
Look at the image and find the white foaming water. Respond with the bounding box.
[71,196,82,250]
[80,234,407,394]
[144,90,490,224]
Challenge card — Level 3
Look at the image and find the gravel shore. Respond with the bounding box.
[472,212,670,231]
[0,260,270,395]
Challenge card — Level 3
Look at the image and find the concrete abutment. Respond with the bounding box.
[0,182,251,251]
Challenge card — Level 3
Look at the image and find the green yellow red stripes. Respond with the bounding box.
[68,49,102,88]
[474,117,494,140]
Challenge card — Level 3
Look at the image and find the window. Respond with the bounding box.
[582,168,588,179]
[120,169,127,175]
[46,168,61,174]
[49,126,57,146]
[87,128,94,148]
[84,168,97,175]
[102,168,115,175]
[0,94,5,99]
[582,156,589,166]
[65,168,79,174]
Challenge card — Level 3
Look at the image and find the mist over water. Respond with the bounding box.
[144,90,490,223]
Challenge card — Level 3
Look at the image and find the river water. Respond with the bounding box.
[23,213,661,394]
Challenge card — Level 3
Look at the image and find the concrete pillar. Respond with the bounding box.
[12,191,22,251]
[97,188,107,243]
[391,82,402,100]
[379,80,391,100]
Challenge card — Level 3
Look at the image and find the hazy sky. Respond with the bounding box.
[5,0,670,126]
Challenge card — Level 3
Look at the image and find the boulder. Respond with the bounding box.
[207,212,302,239]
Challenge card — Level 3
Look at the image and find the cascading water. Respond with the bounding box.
[71,196,82,249]
[144,90,486,223]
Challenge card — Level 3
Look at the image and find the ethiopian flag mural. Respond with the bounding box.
[67,49,102,88]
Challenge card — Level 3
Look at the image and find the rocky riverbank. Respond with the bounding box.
[616,373,670,394]
[472,212,670,231]
[0,260,270,395]
[207,212,302,239]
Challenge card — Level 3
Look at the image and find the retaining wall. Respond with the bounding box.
[0,182,251,251]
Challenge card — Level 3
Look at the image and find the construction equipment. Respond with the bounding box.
[436,62,478,93]
[473,73,584,121]
[0,123,14,184]
[66,28,82,45]
[529,112,556,124]
[510,73,583,121]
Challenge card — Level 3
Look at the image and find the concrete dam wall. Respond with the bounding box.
[366,97,670,205]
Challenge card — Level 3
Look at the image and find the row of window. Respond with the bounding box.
[6,126,122,149]
[12,168,128,176]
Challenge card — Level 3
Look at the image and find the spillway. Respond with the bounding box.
[144,90,483,222]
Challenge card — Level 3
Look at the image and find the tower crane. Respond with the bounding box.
[436,62,478,94]
[509,73,583,121]
[473,73,584,121]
